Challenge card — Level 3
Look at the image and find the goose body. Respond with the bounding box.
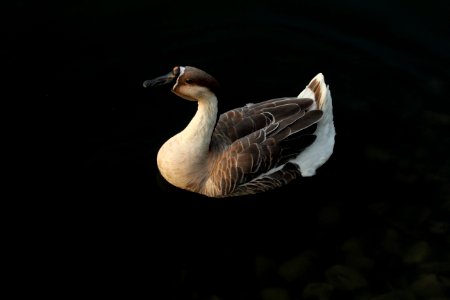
[144,66,335,197]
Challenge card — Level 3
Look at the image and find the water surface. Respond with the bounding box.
[18,0,450,298]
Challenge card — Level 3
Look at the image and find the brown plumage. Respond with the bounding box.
[144,66,335,197]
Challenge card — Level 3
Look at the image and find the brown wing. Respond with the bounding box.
[210,97,315,152]
[208,98,323,196]
[225,162,302,197]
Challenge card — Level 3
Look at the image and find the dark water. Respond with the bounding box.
[14,0,450,298]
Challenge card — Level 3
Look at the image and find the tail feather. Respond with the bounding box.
[294,73,335,176]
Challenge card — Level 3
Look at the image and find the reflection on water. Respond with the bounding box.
[23,0,450,298]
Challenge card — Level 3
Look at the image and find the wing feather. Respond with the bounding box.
[207,97,323,196]
[210,97,314,151]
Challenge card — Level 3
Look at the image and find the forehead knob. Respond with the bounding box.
[172,66,180,76]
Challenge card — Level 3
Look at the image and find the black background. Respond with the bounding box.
[10,0,450,298]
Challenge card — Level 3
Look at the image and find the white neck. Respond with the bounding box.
[180,95,218,153]
[157,95,218,191]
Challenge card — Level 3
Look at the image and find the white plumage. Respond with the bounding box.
[144,66,335,197]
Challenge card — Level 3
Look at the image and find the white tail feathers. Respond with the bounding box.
[294,73,336,176]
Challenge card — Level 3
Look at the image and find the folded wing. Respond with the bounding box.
[208,97,323,196]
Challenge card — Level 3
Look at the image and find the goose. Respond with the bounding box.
[144,66,335,198]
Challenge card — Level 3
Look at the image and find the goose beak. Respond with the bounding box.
[143,72,177,88]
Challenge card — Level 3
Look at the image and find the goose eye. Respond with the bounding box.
[185,78,193,84]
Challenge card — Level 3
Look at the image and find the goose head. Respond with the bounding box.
[144,66,220,101]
